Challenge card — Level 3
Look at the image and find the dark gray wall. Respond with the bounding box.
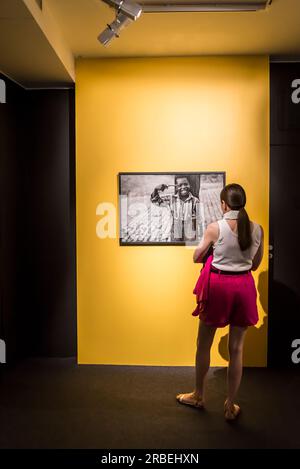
[269,63,300,368]
[0,75,76,361]
[0,75,25,362]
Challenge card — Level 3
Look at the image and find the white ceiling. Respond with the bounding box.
[47,0,300,58]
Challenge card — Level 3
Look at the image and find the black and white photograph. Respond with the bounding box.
[119,172,225,245]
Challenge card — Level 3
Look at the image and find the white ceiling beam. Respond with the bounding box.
[22,0,75,81]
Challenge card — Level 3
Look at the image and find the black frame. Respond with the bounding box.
[118,171,226,246]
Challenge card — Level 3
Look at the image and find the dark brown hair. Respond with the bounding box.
[220,183,252,251]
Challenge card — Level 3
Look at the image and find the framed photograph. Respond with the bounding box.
[118,172,226,246]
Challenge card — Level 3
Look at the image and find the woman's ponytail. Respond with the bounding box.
[237,207,252,251]
[220,183,252,251]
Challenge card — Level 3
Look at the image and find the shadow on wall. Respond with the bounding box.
[218,270,268,366]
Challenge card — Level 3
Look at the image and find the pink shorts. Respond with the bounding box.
[199,271,259,328]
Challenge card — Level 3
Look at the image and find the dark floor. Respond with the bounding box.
[0,359,299,449]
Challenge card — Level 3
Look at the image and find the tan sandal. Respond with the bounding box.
[176,392,204,409]
[224,399,241,421]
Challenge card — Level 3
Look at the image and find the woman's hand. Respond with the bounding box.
[193,223,217,263]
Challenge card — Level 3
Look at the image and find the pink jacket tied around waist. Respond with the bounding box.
[192,254,213,317]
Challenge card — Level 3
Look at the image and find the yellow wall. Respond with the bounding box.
[76,56,269,366]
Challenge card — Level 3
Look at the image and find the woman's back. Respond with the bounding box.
[211,218,262,272]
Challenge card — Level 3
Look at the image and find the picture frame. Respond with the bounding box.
[118,171,226,246]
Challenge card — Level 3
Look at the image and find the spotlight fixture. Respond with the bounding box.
[98,0,142,46]
[98,12,131,45]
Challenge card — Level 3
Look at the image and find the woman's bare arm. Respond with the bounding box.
[193,224,217,263]
[251,225,264,271]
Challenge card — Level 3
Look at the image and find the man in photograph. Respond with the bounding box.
[150,175,201,242]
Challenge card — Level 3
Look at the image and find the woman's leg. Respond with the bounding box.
[195,320,217,398]
[225,325,248,417]
[176,320,217,406]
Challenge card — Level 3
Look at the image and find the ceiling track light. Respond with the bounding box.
[98,0,142,46]
[140,1,271,13]
[98,0,272,46]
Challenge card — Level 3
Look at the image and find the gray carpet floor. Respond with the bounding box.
[0,358,299,449]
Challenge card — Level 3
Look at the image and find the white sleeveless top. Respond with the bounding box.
[211,218,262,271]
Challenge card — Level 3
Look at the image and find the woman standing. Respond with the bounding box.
[176,183,264,420]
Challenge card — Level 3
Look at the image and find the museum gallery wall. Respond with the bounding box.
[76,56,269,366]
